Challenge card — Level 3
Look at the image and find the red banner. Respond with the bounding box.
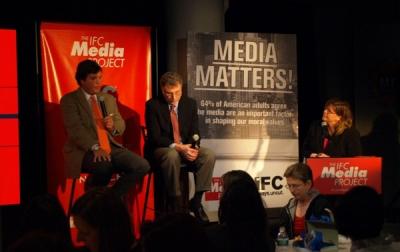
[0,29,20,205]
[306,157,382,195]
[40,22,153,237]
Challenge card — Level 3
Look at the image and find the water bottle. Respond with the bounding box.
[277,226,289,246]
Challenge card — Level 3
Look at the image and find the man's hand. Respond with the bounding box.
[175,143,199,161]
[93,149,111,162]
[310,152,330,158]
[103,114,115,132]
[317,152,330,157]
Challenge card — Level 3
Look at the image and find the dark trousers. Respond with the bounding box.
[153,147,215,197]
[81,144,150,196]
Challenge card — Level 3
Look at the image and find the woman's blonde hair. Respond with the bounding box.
[325,98,353,135]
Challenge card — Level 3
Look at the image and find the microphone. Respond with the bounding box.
[191,134,200,149]
[98,96,108,118]
[321,121,329,150]
[321,121,328,137]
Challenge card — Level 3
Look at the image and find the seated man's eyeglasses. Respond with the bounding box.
[285,183,304,190]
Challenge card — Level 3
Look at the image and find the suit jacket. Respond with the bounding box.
[302,120,362,159]
[60,88,125,178]
[145,96,200,150]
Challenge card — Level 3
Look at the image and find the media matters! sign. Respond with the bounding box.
[307,157,382,194]
[187,32,298,159]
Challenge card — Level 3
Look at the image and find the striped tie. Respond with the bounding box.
[170,104,181,144]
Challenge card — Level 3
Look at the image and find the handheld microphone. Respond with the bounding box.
[321,121,328,137]
[321,121,329,150]
[98,96,108,118]
[191,134,200,149]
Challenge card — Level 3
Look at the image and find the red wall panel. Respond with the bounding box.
[0,29,20,205]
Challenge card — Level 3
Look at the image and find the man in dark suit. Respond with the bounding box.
[145,72,215,223]
[60,59,149,196]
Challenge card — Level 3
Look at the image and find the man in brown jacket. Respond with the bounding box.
[60,59,149,195]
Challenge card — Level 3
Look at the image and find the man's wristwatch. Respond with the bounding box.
[92,144,100,151]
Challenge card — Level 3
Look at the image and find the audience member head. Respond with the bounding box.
[19,193,72,247]
[284,162,314,201]
[218,170,273,252]
[219,170,266,231]
[141,212,209,252]
[71,187,134,252]
[221,169,255,193]
[335,186,383,241]
[323,98,353,135]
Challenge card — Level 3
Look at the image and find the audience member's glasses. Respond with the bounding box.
[285,183,304,190]
[324,108,336,115]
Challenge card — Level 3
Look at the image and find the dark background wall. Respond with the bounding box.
[226,0,400,212]
[1,0,400,250]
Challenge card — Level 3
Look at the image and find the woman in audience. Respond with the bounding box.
[279,162,332,239]
[206,170,275,252]
[71,187,136,252]
[335,185,398,251]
